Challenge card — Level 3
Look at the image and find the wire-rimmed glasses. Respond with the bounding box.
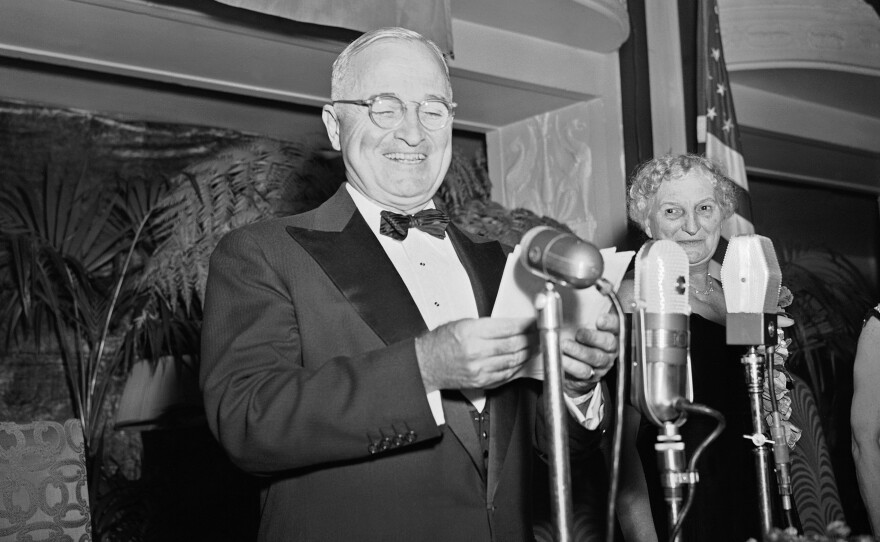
[332,94,456,131]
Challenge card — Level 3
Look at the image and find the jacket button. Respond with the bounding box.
[368,443,378,454]
[406,430,417,443]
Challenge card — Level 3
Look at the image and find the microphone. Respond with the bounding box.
[519,226,604,289]
[720,235,782,346]
[519,225,606,539]
[630,239,693,426]
[721,234,794,521]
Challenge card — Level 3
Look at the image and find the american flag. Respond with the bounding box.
[697,0,755,238]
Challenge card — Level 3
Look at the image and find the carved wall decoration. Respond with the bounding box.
[720,0,880,70]
[490,102,603,243]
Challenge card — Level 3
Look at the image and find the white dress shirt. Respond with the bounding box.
[346,183,603,430]
[347,184,483,425]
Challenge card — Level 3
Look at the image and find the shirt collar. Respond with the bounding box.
[345,183,436,236]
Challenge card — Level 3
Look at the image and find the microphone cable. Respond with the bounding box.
[765,344,798,531]
[667,399,726,542]
[598,278,626,542]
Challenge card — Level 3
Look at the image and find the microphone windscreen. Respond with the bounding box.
[634,240,690,315]
[720,235,781,313]
[520,226,604,289]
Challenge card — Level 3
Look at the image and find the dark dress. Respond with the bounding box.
[636,313,762,542]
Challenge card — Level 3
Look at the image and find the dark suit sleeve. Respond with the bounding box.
[199,227,442,475]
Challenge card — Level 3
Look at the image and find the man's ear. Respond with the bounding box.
[322,105,342,151]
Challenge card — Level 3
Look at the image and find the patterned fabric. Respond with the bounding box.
[0,419,92,541]
[379,209,449,240]
[788,375,845,535]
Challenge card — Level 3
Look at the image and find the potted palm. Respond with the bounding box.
[0,166,169,447]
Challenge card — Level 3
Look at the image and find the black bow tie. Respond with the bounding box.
[379,209,450,241]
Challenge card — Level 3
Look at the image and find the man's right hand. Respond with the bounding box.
[415,317,537,393]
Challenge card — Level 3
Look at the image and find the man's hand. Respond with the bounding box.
[561,311,619,397]
[415,317,537,393]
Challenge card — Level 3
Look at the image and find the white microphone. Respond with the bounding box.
[630,240,693,426]
[720,235,782,345]
[520,226,604,289]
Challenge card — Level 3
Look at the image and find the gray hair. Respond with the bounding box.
[330,27,452,100]
[627,154,739,227]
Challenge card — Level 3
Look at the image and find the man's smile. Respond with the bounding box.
[384,152,427,164]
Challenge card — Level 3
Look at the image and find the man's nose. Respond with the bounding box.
[394,106,425,145]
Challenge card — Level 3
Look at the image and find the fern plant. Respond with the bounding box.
[141,139,317,314]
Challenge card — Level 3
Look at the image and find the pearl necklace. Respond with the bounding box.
[692,276,716,296]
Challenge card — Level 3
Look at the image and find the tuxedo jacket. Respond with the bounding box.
[200,184,603,541]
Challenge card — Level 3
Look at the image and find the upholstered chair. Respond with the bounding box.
[0,419,92,541]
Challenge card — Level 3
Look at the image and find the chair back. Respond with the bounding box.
[0,419,92,541]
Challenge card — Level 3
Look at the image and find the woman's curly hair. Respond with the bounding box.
[626,154,739,229]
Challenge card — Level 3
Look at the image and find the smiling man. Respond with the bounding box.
[200,27,618,542]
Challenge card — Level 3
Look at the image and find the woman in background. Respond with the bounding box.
[616,154,762,542]
[851,304,880,536]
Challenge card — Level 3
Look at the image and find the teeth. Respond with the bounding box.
[385,153,426,162]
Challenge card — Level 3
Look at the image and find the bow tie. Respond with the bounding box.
[379,209,450,241]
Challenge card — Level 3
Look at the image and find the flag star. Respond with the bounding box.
[706,107,718,120]
[711,48,721,61]
[716,83,727,96]
[723,118,734,132]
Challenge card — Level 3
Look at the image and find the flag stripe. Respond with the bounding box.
[705,133,747,191]
[697,0,755,240]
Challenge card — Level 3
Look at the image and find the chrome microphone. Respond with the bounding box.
[720,235,782,346]
[721,234,794,522]
[630,240,693,426]
[519,225,607,540]
[520,226,604,289]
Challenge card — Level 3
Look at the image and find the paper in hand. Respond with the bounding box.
[490,243,634,380]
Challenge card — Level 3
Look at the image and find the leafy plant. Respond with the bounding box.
[778,244,876,440]
[141,138,319,314]
[780,245,875,381]
[0,163,181,495]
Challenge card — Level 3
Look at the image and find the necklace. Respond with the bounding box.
[692,275,716,296]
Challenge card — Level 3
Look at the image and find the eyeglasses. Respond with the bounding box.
[332,94,456,131]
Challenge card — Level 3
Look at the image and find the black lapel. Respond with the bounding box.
[285,211,427,346]
[444,225,512,487]
[486,385,521,502]
[446,224,507,317]
[441,391,486,487]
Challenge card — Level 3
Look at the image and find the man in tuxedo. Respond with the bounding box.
[200,26,618,541]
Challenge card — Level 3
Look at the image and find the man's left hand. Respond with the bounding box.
[561,311,619,397]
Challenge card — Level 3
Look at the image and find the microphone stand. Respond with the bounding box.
[657,422,688,542]
[536,281,573,542]
[729,310,786,536]
[633,304,693,542]
[740,346,775,535]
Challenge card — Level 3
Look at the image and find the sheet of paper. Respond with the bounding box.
[491,244,635,380]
